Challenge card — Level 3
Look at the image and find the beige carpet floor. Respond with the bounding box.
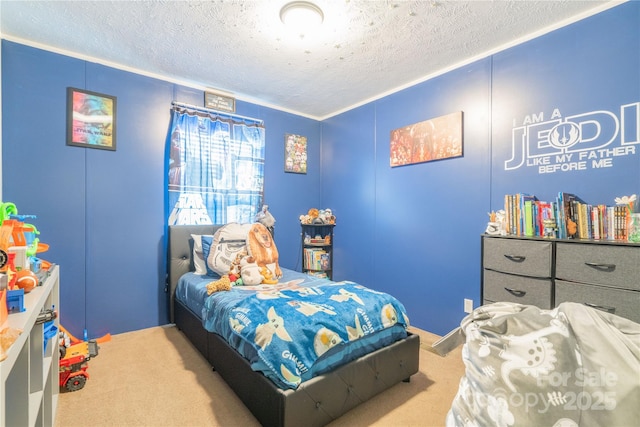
[54,325,465,427]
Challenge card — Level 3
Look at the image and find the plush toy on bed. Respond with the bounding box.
[255,204,276,236]
[247,222,282,278]
[227,252,246,286]
[260,266,278,285]
[206,275,232,295]
[240,256,263,285]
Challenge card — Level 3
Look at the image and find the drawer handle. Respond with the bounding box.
[504,287,527,297]
[584,262,616,271]
[504,255,526,263]
[584,302,616,314]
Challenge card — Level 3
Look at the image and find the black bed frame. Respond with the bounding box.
[168,224,420,427]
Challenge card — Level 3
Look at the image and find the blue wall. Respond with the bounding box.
[322,2,639,334]
[322,60,492,333]
[1,42,322,339]
[490,4,640,206]
[2,2,638,337]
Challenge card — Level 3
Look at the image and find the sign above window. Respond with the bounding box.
[204,90,236,113]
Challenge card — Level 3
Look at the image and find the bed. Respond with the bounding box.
[167,224,420,427]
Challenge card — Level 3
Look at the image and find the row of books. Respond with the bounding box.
[303,248,331,271]
[306,271,328,278]
[504,192,631,240]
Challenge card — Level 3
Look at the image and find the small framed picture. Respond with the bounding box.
[67,87,117,151]
[204,91,236,113]
[284,133,307,174]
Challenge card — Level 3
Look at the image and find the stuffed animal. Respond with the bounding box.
[323,208,336,224]
[206,275,231,295]
[240,256,263,285]
[227,251,246,285]
[485,210,506,235]
[230,251,245,275]
[300,208,319,224]
[567,218,578,237]
[247,222,282,278]
[313,209,326,224]
[299,214,315,224]
[300,208,336,225]
[255,204,276,235]
[260,266,278,285]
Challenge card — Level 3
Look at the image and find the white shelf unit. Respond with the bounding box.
[1,265,59,427]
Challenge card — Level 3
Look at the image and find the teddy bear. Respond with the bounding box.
[300,208,320,224]
[206,275,231,295]
[240,256,263,285]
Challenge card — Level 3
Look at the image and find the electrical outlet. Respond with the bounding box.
[464,299,473,313]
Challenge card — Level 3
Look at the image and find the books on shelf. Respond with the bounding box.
[304,248,330,271]
[501,192,633,241]
[307,271,328,278]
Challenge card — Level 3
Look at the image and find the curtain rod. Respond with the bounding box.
[171,101,263,124]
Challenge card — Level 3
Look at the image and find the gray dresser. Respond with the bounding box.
[481,235,640,323]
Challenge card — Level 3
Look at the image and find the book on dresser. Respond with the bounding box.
[502,191,633,242]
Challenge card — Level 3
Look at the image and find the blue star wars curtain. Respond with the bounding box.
[167,105,265,225]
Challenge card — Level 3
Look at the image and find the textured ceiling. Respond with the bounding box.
[0,0,619,119]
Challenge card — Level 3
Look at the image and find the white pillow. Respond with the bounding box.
[191,234,213,275]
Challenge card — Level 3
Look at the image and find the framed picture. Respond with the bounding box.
[390,111,463,167]
[284,133,307,174]
[67,87,117,151]
[204,90,236,113]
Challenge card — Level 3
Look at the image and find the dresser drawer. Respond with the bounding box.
[556,243,640,291]
[483,238,552,278]
[483,269,552,308]
[555,279,640,323]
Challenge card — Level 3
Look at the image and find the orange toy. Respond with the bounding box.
[59,324,111,345]
[16,270,38,293]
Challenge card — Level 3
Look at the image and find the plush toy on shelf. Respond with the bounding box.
[299,208,336,225]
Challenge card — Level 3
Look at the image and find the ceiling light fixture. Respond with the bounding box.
[280,1,324,37]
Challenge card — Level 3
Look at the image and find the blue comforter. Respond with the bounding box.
[201,275,410,389]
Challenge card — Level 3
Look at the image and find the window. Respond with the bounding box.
[167,105,265,225]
